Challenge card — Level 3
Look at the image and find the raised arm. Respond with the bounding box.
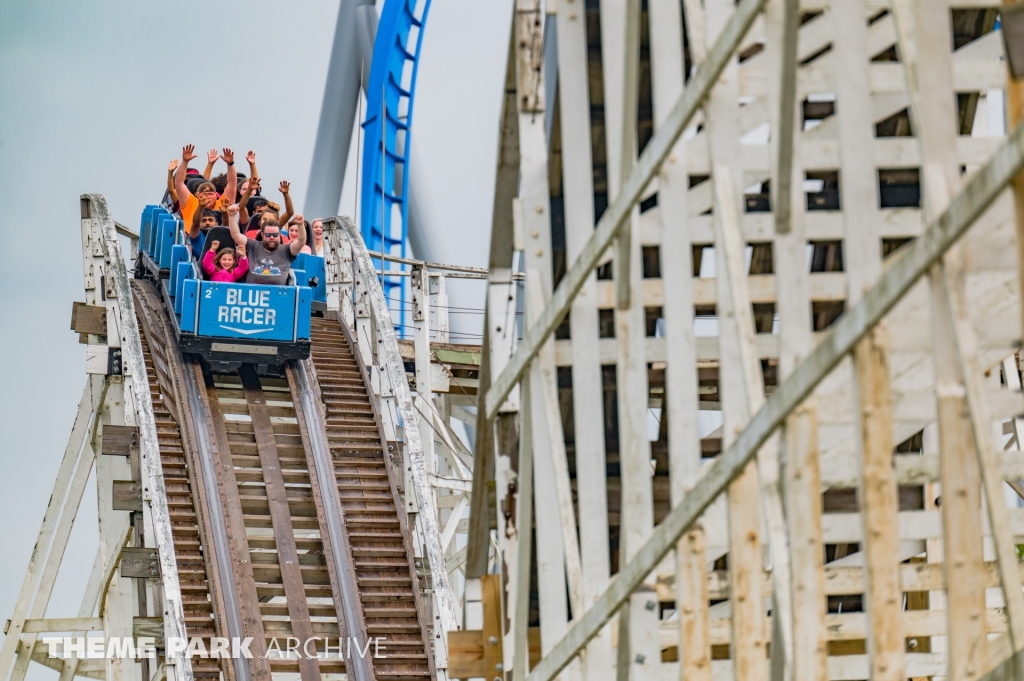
[246,150,259,182]
[203,148,218,179]
[279,181,294,225]
[227,204,247,248]
[166,159,179,203]
[221,148,237,207]
[238,176,260,225]
[288,214,307,256]
[174,144,197,209]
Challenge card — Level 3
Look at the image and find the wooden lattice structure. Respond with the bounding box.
[463,0,1024,680]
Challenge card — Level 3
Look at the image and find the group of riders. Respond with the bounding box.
[164,145,326,287]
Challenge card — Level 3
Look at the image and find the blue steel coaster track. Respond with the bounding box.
[360,0,433,334]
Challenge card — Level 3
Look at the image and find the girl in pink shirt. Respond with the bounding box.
[202,241,249,282]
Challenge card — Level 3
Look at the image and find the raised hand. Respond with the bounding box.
[246,150,256,165]
[248,177,261,193]
[290,213,304,226]
[168,159,179,172]
[207,148,218,164]
[210,240,221,252]
[227,203,240,216]
[279,180,291,195]
[182,144,197,162]
[220,148,235,164]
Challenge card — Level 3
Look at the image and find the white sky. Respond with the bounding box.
[0,3,511,673]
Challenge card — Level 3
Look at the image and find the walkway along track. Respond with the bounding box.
[132,280,435,681]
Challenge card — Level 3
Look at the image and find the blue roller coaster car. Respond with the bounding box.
[136,204,327,366]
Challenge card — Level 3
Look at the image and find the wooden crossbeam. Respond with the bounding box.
[485,0,771,419]
[20,618,104,633]
[523,111,1024,681]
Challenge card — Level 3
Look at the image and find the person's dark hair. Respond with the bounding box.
[186,176,206,194]
[248,196,268,214]
[196,181,216,195]
[201,209,221,225]
[261,219,281,232]
[211,173,228,194]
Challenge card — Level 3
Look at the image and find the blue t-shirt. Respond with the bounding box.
[188,231,205,259]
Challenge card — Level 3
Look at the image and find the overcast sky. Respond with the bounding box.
[0,3,511,674]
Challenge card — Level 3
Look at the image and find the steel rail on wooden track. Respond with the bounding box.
[332,215,460,638]
[10,196,442,681]
[130,265,436,680]
[287,360,376,681]
[133,281,245,681]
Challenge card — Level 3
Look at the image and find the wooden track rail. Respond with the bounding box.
[131,281,435,681]
[134,282,228,681]
[305,315,435,680]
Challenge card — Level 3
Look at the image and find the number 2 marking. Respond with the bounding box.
[205,289,212,298]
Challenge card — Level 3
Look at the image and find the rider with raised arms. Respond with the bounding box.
[226,203,306,285]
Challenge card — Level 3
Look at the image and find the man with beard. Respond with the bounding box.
[226,203,307,285]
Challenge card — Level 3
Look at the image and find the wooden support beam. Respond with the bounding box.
[556,0,613,643]
[522,107,1024,681]
[485,0,770,419]
[448,574,505,679]
[764,0,826,678]
[649,1,710,677]
[511,381,535,681]
[2,378,104,681]
[831,0,903,676]
[525,276,579,652]
[851,327,904,681]
[890,2,998,676]
[602,0,659,675]
[20,619,104,634]
[56,545,109,681]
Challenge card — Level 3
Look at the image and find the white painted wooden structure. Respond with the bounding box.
[10,3,1024,681]
[1,196,190,681]
[472,1,1024,681]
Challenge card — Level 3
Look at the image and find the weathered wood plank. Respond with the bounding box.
[196,364,271,681]
[238,365,319,681]
[119,547,160,579]
[71,301,107,336]
[100,425,138,457]
[555,0,616,674]
[651,0,711,677]
[110,480,142,512]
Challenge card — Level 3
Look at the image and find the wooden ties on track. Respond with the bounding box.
[132,280,436,681]
[133,282,227,681]
[309,316,436,681]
